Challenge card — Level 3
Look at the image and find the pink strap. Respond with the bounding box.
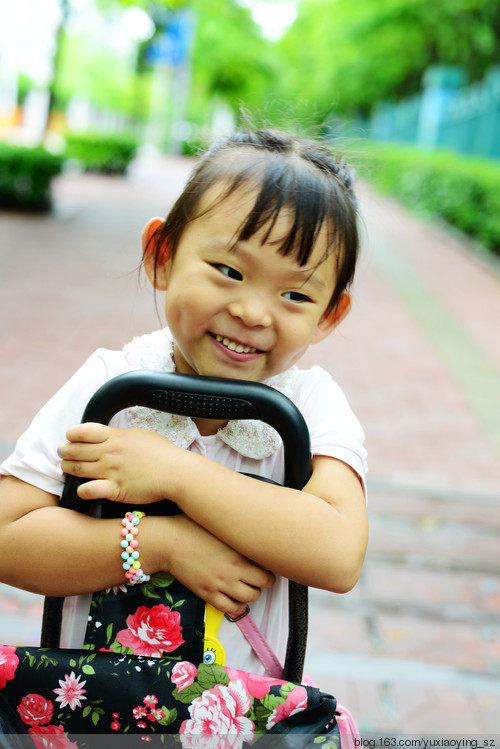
[226,609,361,742]
[227,608,360,742]
[335,702,360,746]
[226,606,284,678]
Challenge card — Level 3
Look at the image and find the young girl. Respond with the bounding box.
[0,128,368,675]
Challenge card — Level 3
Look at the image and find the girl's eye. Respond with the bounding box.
[283,291,313,304]
[212,264,243,281]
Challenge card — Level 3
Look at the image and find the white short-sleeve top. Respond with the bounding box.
[1,328,367,673]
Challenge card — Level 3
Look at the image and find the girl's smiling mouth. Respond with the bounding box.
[212,333,261,355]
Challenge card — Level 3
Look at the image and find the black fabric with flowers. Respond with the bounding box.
[84,572,205,664]
[0,645,340,747]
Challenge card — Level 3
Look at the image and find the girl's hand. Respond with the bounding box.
[163,514,275,613]
[58,423,180,504]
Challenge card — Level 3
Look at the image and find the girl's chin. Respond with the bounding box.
[172,340,281,382]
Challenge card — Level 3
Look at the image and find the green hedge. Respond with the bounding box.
[356,141,500,257]
[64,132,139,175]
[0,143,64,210]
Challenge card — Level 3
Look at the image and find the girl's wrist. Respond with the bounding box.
[158,444,196,511]
[138,514,185,576]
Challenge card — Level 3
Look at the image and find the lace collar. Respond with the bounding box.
[123,329,298,460]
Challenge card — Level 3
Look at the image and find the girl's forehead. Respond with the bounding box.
[195,184,293,245]
[195,181,294,233]
[197,180,260,215]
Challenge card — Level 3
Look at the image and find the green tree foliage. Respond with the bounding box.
[188,0,281,119]
[56,33,141,115]
[45,0,500,137]
[277,0,500,117]
[94,0,281,126]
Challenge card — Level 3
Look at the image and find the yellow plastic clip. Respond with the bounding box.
[203,604,226,666]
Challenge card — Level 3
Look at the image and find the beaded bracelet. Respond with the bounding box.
[120,510,151,585]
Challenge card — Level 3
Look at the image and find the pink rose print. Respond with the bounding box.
[116,605,185,657]
[0,645,19,689]
[225,667,284,700]
[266,685,308,729]
[180,679,255,749]
[28,724,79,748]
[17,694,54,726]
[171,661,198,691]
[53,671,87,710]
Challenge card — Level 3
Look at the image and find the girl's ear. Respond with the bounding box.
[311,291,352,345]
[142,217,170,290]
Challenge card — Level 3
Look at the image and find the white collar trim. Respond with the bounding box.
[123,328,298,460]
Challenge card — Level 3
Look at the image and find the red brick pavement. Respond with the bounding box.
[1,154,499,737]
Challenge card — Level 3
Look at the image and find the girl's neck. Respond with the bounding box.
[193,417,229,437]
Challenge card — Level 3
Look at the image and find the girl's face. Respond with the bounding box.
[144,185,351,383]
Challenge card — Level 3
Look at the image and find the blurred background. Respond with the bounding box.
[2,0,500,247]
[1,0,500,157]
[1,0,500,738]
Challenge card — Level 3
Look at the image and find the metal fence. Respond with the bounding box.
[368,65,500,160]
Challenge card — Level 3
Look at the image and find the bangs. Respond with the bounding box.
[198,151,350,268]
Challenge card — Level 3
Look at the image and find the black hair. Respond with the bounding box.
[150,128,360,314]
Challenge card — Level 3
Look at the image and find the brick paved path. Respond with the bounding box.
[1,155,499,736]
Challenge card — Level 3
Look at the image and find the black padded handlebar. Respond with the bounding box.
[60,371,311,510]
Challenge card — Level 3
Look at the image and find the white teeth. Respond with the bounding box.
[215,335,256,353]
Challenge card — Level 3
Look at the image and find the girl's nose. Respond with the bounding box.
[228,295,272,328]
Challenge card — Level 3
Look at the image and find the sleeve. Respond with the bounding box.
[0,349,128,497]
[294,365,368,491]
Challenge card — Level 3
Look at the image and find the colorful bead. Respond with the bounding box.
[119,510,150,586]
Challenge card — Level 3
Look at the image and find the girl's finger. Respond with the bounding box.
[65,422,110,444]
[243,565,275,590]
[60,458,97,478]
[211,593,248,614]
[77,479,117,501]
[57,441,102,463]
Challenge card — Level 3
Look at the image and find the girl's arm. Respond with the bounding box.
[60,423,368,593]
[176,452,367,593]
[0,475,274,611]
